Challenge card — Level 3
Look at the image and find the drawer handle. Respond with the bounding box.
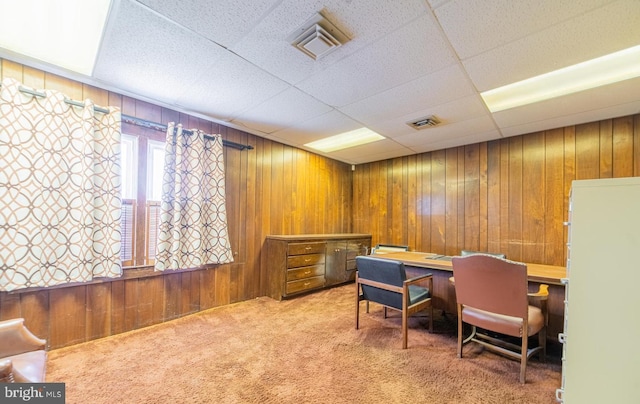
[304,270,311,275]
[304,282,311,286]
[305,246,312,250]
[304,258,311,262]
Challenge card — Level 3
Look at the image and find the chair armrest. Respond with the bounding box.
[405,273,433,285]
[0,359,14,383]
[528,284,549,300]
[0,318,46,358]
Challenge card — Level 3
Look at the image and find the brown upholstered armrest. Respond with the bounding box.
[528,284,549,300]
[0,359,14,383]
[0,318,46,358]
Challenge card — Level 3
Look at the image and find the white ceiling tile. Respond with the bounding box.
[174,55,290,121]
[230,87,334,134]
[332,140,416,165]
[410,129,502,154]
[295,14,457,107]
[434,0,613,59]
[94,0,227,105]
[269,110,363,146]
[463,0,640,91]
[339,64,475,124]
[136,0,282,47]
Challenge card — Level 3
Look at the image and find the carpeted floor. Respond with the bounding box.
[47,284,562,403]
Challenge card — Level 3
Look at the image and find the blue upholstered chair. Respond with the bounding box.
[355,256,433,349]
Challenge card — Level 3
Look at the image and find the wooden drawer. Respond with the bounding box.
[286,275,325,295]
[347,239,370,259]
[288,242,326,256]
[287,253,324,269]
[287,264,325,281]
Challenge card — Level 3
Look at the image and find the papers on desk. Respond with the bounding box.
[428,254,453,261]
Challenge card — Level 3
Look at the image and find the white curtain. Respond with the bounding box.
[0,78,122,291]
[154,123,233,271]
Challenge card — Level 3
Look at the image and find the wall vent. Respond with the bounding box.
[407,115,440,130]
[288,13,349,60]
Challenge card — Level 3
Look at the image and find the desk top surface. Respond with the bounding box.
[370,251,566,285]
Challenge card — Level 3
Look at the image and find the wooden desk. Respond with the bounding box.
[370,251,567,341]
[370,251,566,285]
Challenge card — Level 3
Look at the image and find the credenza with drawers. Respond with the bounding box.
[264,234,372,300]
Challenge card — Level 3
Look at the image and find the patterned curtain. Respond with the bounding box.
[0,78,122,291]
[154,123,233,271]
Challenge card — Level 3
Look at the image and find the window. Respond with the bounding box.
[120,134,138,267]
[119,131,165,267]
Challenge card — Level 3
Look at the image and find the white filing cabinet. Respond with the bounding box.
[556,177,640,403]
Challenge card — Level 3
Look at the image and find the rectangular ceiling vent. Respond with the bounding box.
[407,115,441,130]
[288,12,349,60]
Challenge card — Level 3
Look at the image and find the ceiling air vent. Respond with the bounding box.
[407,115,441,130]
[288,13,349,60]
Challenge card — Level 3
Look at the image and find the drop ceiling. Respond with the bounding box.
[2,0,640,164]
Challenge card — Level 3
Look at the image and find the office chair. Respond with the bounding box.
[355,255,433,349]
[451,254,548,383]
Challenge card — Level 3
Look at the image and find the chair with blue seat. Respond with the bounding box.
[355,255,433,348]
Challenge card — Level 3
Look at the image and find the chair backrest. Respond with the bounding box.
[460,250,506,259]
[356,256,407,310]
[451,254,528,318]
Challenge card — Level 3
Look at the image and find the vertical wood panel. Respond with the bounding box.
[444,149,458,255]
[86,283,112,341]
[49,287,86,348]
[508,137,523,261]
[544,129,566,266]
[613,116,634,177]
[575,122,600,180]
[18,291,49,340]
[522,132,545,262]
[463,145,480,251]
[431,150,446,253]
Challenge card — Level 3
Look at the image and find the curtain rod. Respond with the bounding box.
[0,83,111,114]
[0,83,253,151]
[121,114,254,151]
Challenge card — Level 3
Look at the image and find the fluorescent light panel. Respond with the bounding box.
[481,45,640,112]
[0,0,112,75]
[305,128,385,153]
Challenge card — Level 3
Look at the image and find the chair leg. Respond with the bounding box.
[520,334,528,384]
[538,327,547,362]
[428,305,433,333]
[457,305,463,358]
[402,305,408,349]
[355,298,360,330]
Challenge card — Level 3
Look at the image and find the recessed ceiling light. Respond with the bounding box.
[304,128,385,153]
[481,45,640,112]
[0,0,112,75]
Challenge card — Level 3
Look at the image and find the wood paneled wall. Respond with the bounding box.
[2,59,639,349]
[353,116,640,266]
[0,60,353,348]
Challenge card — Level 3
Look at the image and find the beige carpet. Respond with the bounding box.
[47,284,561,403]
